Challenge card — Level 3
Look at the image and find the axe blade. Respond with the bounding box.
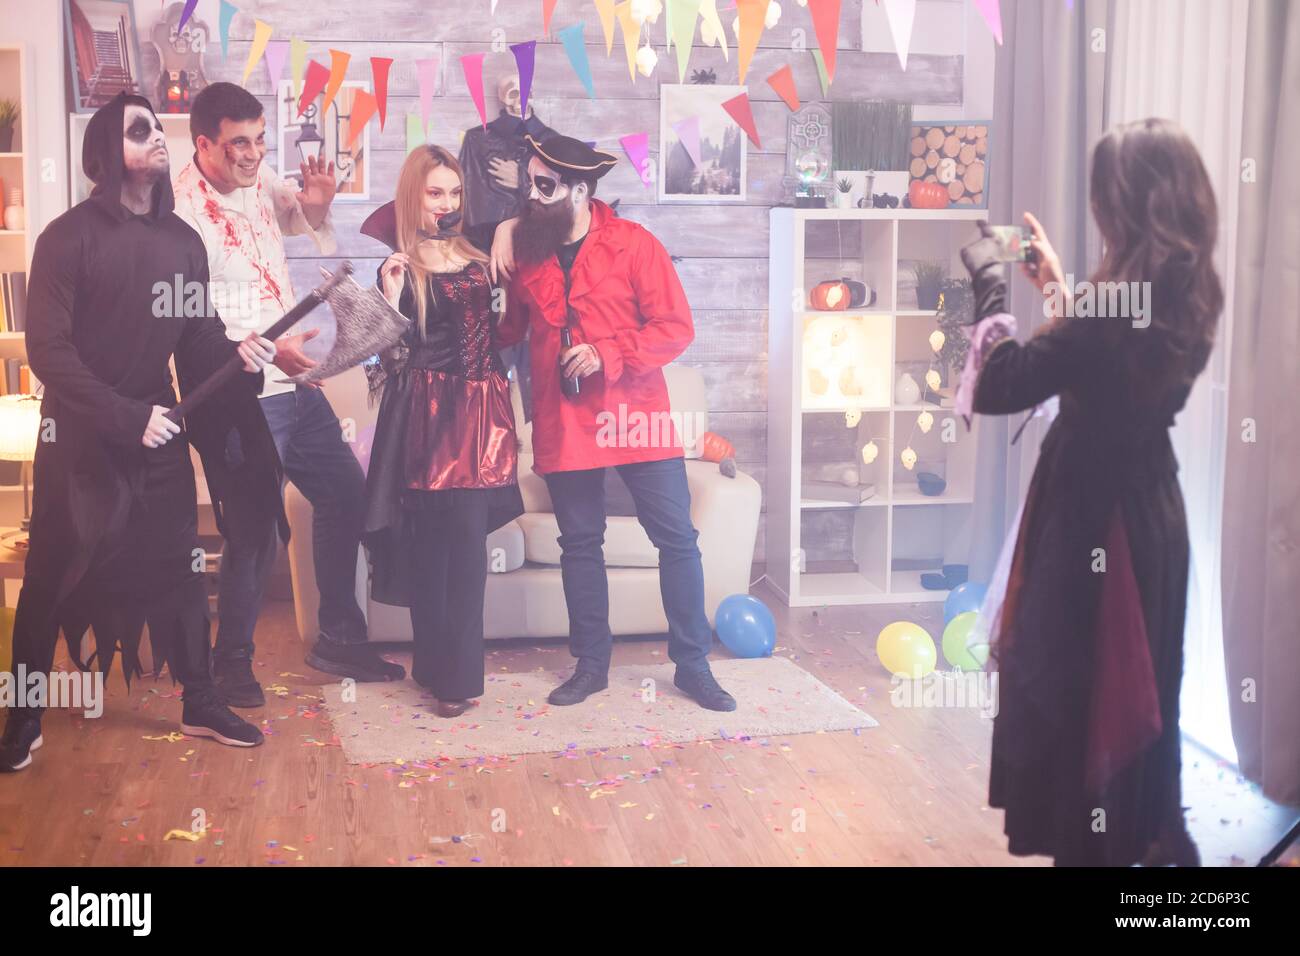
[294,270,411,384]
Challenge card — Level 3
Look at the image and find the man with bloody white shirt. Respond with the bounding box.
[172,83,404,706]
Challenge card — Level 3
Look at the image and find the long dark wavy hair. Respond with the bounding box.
[1088,118,1223,382]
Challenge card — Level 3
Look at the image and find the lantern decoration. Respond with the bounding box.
[901,446,918,470]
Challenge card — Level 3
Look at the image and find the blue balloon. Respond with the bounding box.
[944,582,987,623]
[715,594,776,658]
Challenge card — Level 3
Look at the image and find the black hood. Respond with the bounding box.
[83,92,175,221]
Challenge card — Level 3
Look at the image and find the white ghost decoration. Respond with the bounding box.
[636,43,659,77]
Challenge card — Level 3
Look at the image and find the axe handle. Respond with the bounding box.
[166,264,353,425]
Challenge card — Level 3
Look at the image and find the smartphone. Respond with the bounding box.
[987,225,1034,262]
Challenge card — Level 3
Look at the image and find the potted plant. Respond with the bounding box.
[834,176,854,209]
[0,100,18,153]
[913,260,948,311]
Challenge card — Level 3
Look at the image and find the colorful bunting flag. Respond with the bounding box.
[811,47,830,95]
[510,41,538,118]
[807,0,841,84]
[974,0,1003,44]
[241,20,273,86]
[417,58,440,130]
[371,57,393,130]
[264,41,289,90]
[721,90,761,148]
[766,64,799,111]
[290,38,309,98]
[672,115,702,166]
[882,0,916,71]
[406,113,426,154]
[669,0,700,82]
[178,0,198,32]
[736,0,769,83]
[614,2,641,82]
[321,50,351,120]
[461,53,489,127]
[219,0,237,59]
[558,24,596,98]
[620,132,652,186]
[297,61,330,118]
[543,0,558,35]
[345,90,378,150]
[594,0,619,55]
[699,0,729,62]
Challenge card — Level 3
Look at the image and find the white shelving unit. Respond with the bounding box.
[767,206,987,606]
[0,43,33,359]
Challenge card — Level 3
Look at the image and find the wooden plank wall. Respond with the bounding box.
[140,0,966,564]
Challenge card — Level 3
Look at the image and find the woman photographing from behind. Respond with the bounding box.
[959,118,1222,866]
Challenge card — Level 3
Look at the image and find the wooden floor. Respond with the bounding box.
[0,583,1293,867]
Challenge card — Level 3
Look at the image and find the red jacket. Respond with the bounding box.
[499,199,694,474]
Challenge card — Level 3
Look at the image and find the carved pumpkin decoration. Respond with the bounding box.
[809,280,851,311]
[699,431,735,463]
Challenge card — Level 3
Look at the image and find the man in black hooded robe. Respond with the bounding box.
[0,94,285,771]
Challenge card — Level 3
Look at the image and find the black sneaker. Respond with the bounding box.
[0,715,43,772]
[674,667,737,712]
[547,671,609,707]
[180,689,264,747]
[306,639,406,682]
[214,658,266,709]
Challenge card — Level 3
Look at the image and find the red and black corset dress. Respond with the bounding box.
[363,262,524,607]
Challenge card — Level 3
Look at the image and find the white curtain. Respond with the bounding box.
[1106,0,1249,760]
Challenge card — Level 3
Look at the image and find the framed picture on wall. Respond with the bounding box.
[659,83,748,203]
[276,80,371,202]
[906,122,991,209]
[65,0,144,112]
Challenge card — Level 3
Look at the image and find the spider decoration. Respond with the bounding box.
[689,68,718,85]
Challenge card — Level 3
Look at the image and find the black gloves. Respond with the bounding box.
[959,221,1010,324]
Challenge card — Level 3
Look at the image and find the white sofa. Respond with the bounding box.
[284,363,761,642]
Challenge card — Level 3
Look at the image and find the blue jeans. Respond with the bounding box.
[214,387,368,662]
[543,457,713,677]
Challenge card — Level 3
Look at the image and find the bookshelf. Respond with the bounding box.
[767,206,987,607]
[0,44,33,358]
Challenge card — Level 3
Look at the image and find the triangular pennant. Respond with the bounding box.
[320,49,351,120]
[699,0,729,61]
[219,0,237,59]
[882,0,916,70]
[558,23,596,98]
[766,64,799,111]
[669,0,700,82]
[974,0,1003,44]
[807,0,841,84]
[370,57,393,130]
[178,0,198,31]
[241,21,273,86]
[510,41,538,118]
[811,47,831,95]
[542,0,559,35]
[594,0,618,55]
[614,2,641,82]
[290,38,309,99]
[721,90,761,148]
[416,58,439,130]
[461,53,489,127]
[406,112,427,154]
[345,90,378,151]
[620,132,651,186]
[263,41,289,91]
[736,0,769,83]
[672,115,702,166]
[297,60,330,118]
[491,0,499,13]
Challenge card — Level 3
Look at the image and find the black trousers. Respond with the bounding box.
[407,493,490,700]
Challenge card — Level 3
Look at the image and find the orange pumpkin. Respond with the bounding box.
[909,179,950,210]
[809,280,851,310]
[699,431,735,463]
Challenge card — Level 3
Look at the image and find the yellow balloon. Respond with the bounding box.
[876,621,938,678]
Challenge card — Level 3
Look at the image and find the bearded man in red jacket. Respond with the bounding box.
[497,135,736,712]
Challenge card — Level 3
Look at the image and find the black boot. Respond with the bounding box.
[0,715,43,772]
[674,667,737,712]
[306,638,406,682]
[214,657,265,709]
[181,688,264,747]
[547,671,609,706]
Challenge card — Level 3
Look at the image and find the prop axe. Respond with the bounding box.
[293,267,411,384]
